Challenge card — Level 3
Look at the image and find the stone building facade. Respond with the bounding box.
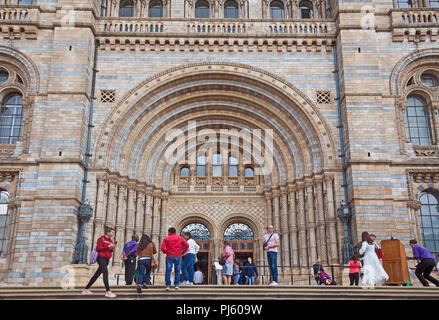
[0,0,437,286]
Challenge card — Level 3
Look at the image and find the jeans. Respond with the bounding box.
[245,275,255,285]
[267,251,278,283]
[85,256,110,292]
[182,253,196,283]
[137,258,152,286]
[165,257,182,287]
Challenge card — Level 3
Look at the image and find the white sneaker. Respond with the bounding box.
[189,282,194,285]
[269,281,278,286]
[105,291,117,298]
[82,289,93,295]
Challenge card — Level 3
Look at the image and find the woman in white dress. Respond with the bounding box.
[359,232,389,287]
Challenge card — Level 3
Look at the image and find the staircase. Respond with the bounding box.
[1,285,439,300]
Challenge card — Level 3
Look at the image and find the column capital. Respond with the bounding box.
[323,173,335,184]
[407,199,421,210]
[127,181,137,191]
[97,174,107,182]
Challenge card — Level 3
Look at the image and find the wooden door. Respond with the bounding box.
[382,239,410,285]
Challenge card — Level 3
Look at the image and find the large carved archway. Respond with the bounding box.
[89,62,342,275]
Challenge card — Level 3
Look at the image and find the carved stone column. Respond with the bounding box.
[272,189,281,233]
[315,177,328,264]
[262,0,269,18]
[106,177,117,227]
[159,192,169,273]
[94,175,107,238]
[185,0,194,18]
[264,191,272,227]
[135,186,145,235]
[407,200,422,241]
[151,190,162,247]
[111,0,119,17]
[288,185,299,267]
[296,182,308,267]
[144,188,153,236]
[5,200,19,270]
[305,180,317,265]
[135,0,142,17]
[324,174,338,263]
[280,188,290,268]
[126,182,137,238]
[114,182,127,267]
[432,103,439,145]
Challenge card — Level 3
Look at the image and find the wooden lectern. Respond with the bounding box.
[381,239,410,285]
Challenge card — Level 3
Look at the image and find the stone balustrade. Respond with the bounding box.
[98,18,335,36]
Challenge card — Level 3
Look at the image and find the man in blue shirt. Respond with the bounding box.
[122,234,139,285]
[407,239,439,287]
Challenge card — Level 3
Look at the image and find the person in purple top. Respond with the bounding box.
[122,234,139,285]
[407,239,439,287]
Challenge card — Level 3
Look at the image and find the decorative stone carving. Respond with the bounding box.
[413,146,438,157]
[407,200,421,210]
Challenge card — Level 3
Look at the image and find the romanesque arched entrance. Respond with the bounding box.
[180,222,212,284]
[224,222,255,265]
[89,63,340,281]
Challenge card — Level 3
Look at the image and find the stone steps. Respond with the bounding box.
[1,285,439,300]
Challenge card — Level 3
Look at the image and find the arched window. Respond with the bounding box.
[421,73,439,88]
[0,70,8,85]
[119,0,135,17]
[0,191,10,256]
[196,155,206,176]
[419,191,439,258]
[17,0,33,4]
[101,0,107,16]
[224,223,254,240]
[228,155,238,177]
[181,223,211,241]
[0,93,23,145]
[149,0,163,17]
[396,0,413,7]
[224,0,239,18]
[212,153,222,177]
[180,166,190,176]
[270,0,285,19]
[299,0,313,18]
[244,167,254,177]
[406,94,432,146]
[195,0,210,18]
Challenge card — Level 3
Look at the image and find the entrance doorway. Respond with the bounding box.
[195,240,210,284]
[180,223,212,284]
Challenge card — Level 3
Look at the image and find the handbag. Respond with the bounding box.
[219,258,226,266]
[374,243,384,259]
[263,233,274,250]
[151,257,157,270]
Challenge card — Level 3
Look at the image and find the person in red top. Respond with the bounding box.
[161,227,189,291]
[349,253,362,286]
[82,227,117,298]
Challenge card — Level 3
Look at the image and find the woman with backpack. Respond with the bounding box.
[82,227,117,298]
[136,234,157,294]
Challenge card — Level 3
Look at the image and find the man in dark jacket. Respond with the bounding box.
[244,256,258,285]
[312,259,324,285]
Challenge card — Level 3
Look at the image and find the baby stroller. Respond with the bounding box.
[320,272,337,286]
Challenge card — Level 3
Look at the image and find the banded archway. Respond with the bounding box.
[90,62,342,274]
